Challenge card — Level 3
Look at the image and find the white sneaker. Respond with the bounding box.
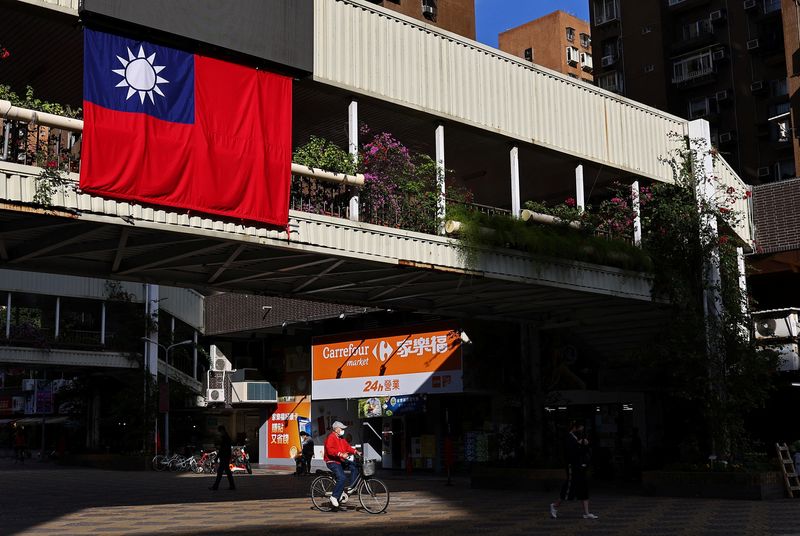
[583,513,598,519]
[549,503,558,519]
[329,495,339,508]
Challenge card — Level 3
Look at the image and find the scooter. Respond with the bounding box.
[230,444,252,474]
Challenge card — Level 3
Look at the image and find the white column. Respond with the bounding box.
[2,122,10,161]
[631,181,642,247]
[575,164,585,211]
[144,284,160,379]
[170,316,175,343]
[100,302,106,345]
[348,99,360,222]
[435,124,446,234]
[192,330,198,380]
[5,293,11,339]
[510,146,521,217]
[54,297,60,339]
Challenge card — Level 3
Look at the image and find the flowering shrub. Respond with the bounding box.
[291,136,358,216]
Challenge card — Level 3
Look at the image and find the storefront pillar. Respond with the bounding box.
[520,323,544,458]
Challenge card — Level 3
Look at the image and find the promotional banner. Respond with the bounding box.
[357,394,427,418]
[266,398,311,460]
[81,28,292,226]
[312,324,462,400]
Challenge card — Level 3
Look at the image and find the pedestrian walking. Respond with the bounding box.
[209,425,235,490]
[550,421,598,520]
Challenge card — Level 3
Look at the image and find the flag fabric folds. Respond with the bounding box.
[80,28,292,226]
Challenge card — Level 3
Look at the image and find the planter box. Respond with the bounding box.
[642,471,785,500]
[471,466,564,491]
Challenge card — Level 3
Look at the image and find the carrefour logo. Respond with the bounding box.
[372,340,393,362]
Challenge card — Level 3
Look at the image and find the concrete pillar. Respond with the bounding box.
[54,297,60,339]
[5,293,11,339]
[510,146,520,217]
[435,124,446,234]
[100,302,106,346]
[144,284,159,379]
[192,330,198,380]
[348,99,360,222]
[631,181,642,247]
[575,164,585,211]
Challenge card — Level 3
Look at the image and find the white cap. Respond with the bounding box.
[331,421,347,430]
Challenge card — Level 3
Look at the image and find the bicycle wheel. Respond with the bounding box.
[310,476,336,512]
[359,478,389,514]
[245,461,252,474]
[152,455,166,471]
[191,458,202,474]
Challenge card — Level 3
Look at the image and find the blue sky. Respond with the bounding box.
[475,0,590,48]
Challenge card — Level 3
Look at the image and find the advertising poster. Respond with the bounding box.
[357,394,427,418]
[34,380,53,414]
[266,397,311,461]
[312,323,463,400]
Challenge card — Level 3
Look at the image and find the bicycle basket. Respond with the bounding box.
[362,459,376,476]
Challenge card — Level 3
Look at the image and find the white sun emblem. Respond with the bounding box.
[112,45,169,105]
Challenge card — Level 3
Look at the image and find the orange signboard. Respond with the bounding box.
[312,323,463,399]
[266,398,311,460]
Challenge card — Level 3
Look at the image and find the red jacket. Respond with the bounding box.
[323,431,357,464]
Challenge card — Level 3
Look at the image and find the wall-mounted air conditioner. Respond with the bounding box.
[746,39,760,50]
[601,55,616,67]
[210,345,232,372]
[750,80,764,92]
[206,388,226,404]
[743,0,757,10]
[715,90,729,101]
[712,49,726,61]
[754,310,800,339]
[422,0,436,20]
[718,132,733,143]
[566,47,580,66]
[581,53,594,72]
[709,10,725,22]
[757,166,771,177]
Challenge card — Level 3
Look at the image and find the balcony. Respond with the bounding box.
[672,21,717,54]
[672,52,717,88]
[666,0,712,12]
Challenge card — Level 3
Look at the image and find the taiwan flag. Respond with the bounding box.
[80,28,292,227]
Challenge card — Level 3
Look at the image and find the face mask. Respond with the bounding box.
[338,430,345,437]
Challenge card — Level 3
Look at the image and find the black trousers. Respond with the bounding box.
[295,454,312,474]
[560,464,589,501]
[212,459,235,489]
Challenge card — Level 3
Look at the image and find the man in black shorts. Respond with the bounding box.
[550,421,598,520]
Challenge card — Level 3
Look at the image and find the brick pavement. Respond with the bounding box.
[1,460,799,536]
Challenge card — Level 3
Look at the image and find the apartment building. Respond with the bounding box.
[589,0,793,183]
[498,10,594,83]
[366,0,476,39]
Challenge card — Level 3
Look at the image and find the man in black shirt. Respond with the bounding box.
[210,425,235,490]
[550,421,598,520]
[294,431,315,475]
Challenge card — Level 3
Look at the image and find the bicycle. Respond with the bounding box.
[152,453,183,471]
[310,456,389,514]
[195,450,218,474]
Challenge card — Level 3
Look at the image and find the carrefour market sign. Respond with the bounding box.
[311,323,463,400]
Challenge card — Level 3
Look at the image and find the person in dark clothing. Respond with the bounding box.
[294,431,314,475]
[209,425,235,490]
[550,421,598,520]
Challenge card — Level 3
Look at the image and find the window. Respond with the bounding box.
[672,51,714,83]
[566,27,575,42]
[594,0,618,24]
[580,33,591,48]
[598,72,623,93]
[643,64,655,73]
[769,78,788,98]
[681,19,712,41]
[569,73,579,79]
[769,102,791,142]
[524,47,533,61]
[763,0,781,13]
[775,160,795,180]
[688,96,715,119]
[642,25,653,34]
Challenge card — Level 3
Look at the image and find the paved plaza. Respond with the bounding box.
[1,460,799,536]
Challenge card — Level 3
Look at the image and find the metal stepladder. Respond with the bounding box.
[776,443,800,498]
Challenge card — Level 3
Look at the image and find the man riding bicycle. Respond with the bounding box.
[324,420,360,510]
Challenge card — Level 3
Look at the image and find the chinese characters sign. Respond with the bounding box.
[312,324,462,400]
[265,398,310,460]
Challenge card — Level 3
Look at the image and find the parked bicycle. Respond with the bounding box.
[195,450,218,474]
[152,453,183,471]
[310,455,389,514]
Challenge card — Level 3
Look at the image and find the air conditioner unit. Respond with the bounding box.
[750,80,764,92]
[422,3,436,19]
[755,310,800,339]
[195,395,208,408]
[757,166,771,177]
[209,345,232,372]
[715,90,729,101]
[746,39,760,50]
[581,53,594,72]
[601,55,616,67]
[21,379,36,391]
[776,342,800,372]
[743,0,757,9]
[231,381,278,404]
[12,396,25,413]
[566,47,579,66]
[718,132,733,143]
[712,49,726,61]
[206,388,226,404]
[709,10,725,22]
